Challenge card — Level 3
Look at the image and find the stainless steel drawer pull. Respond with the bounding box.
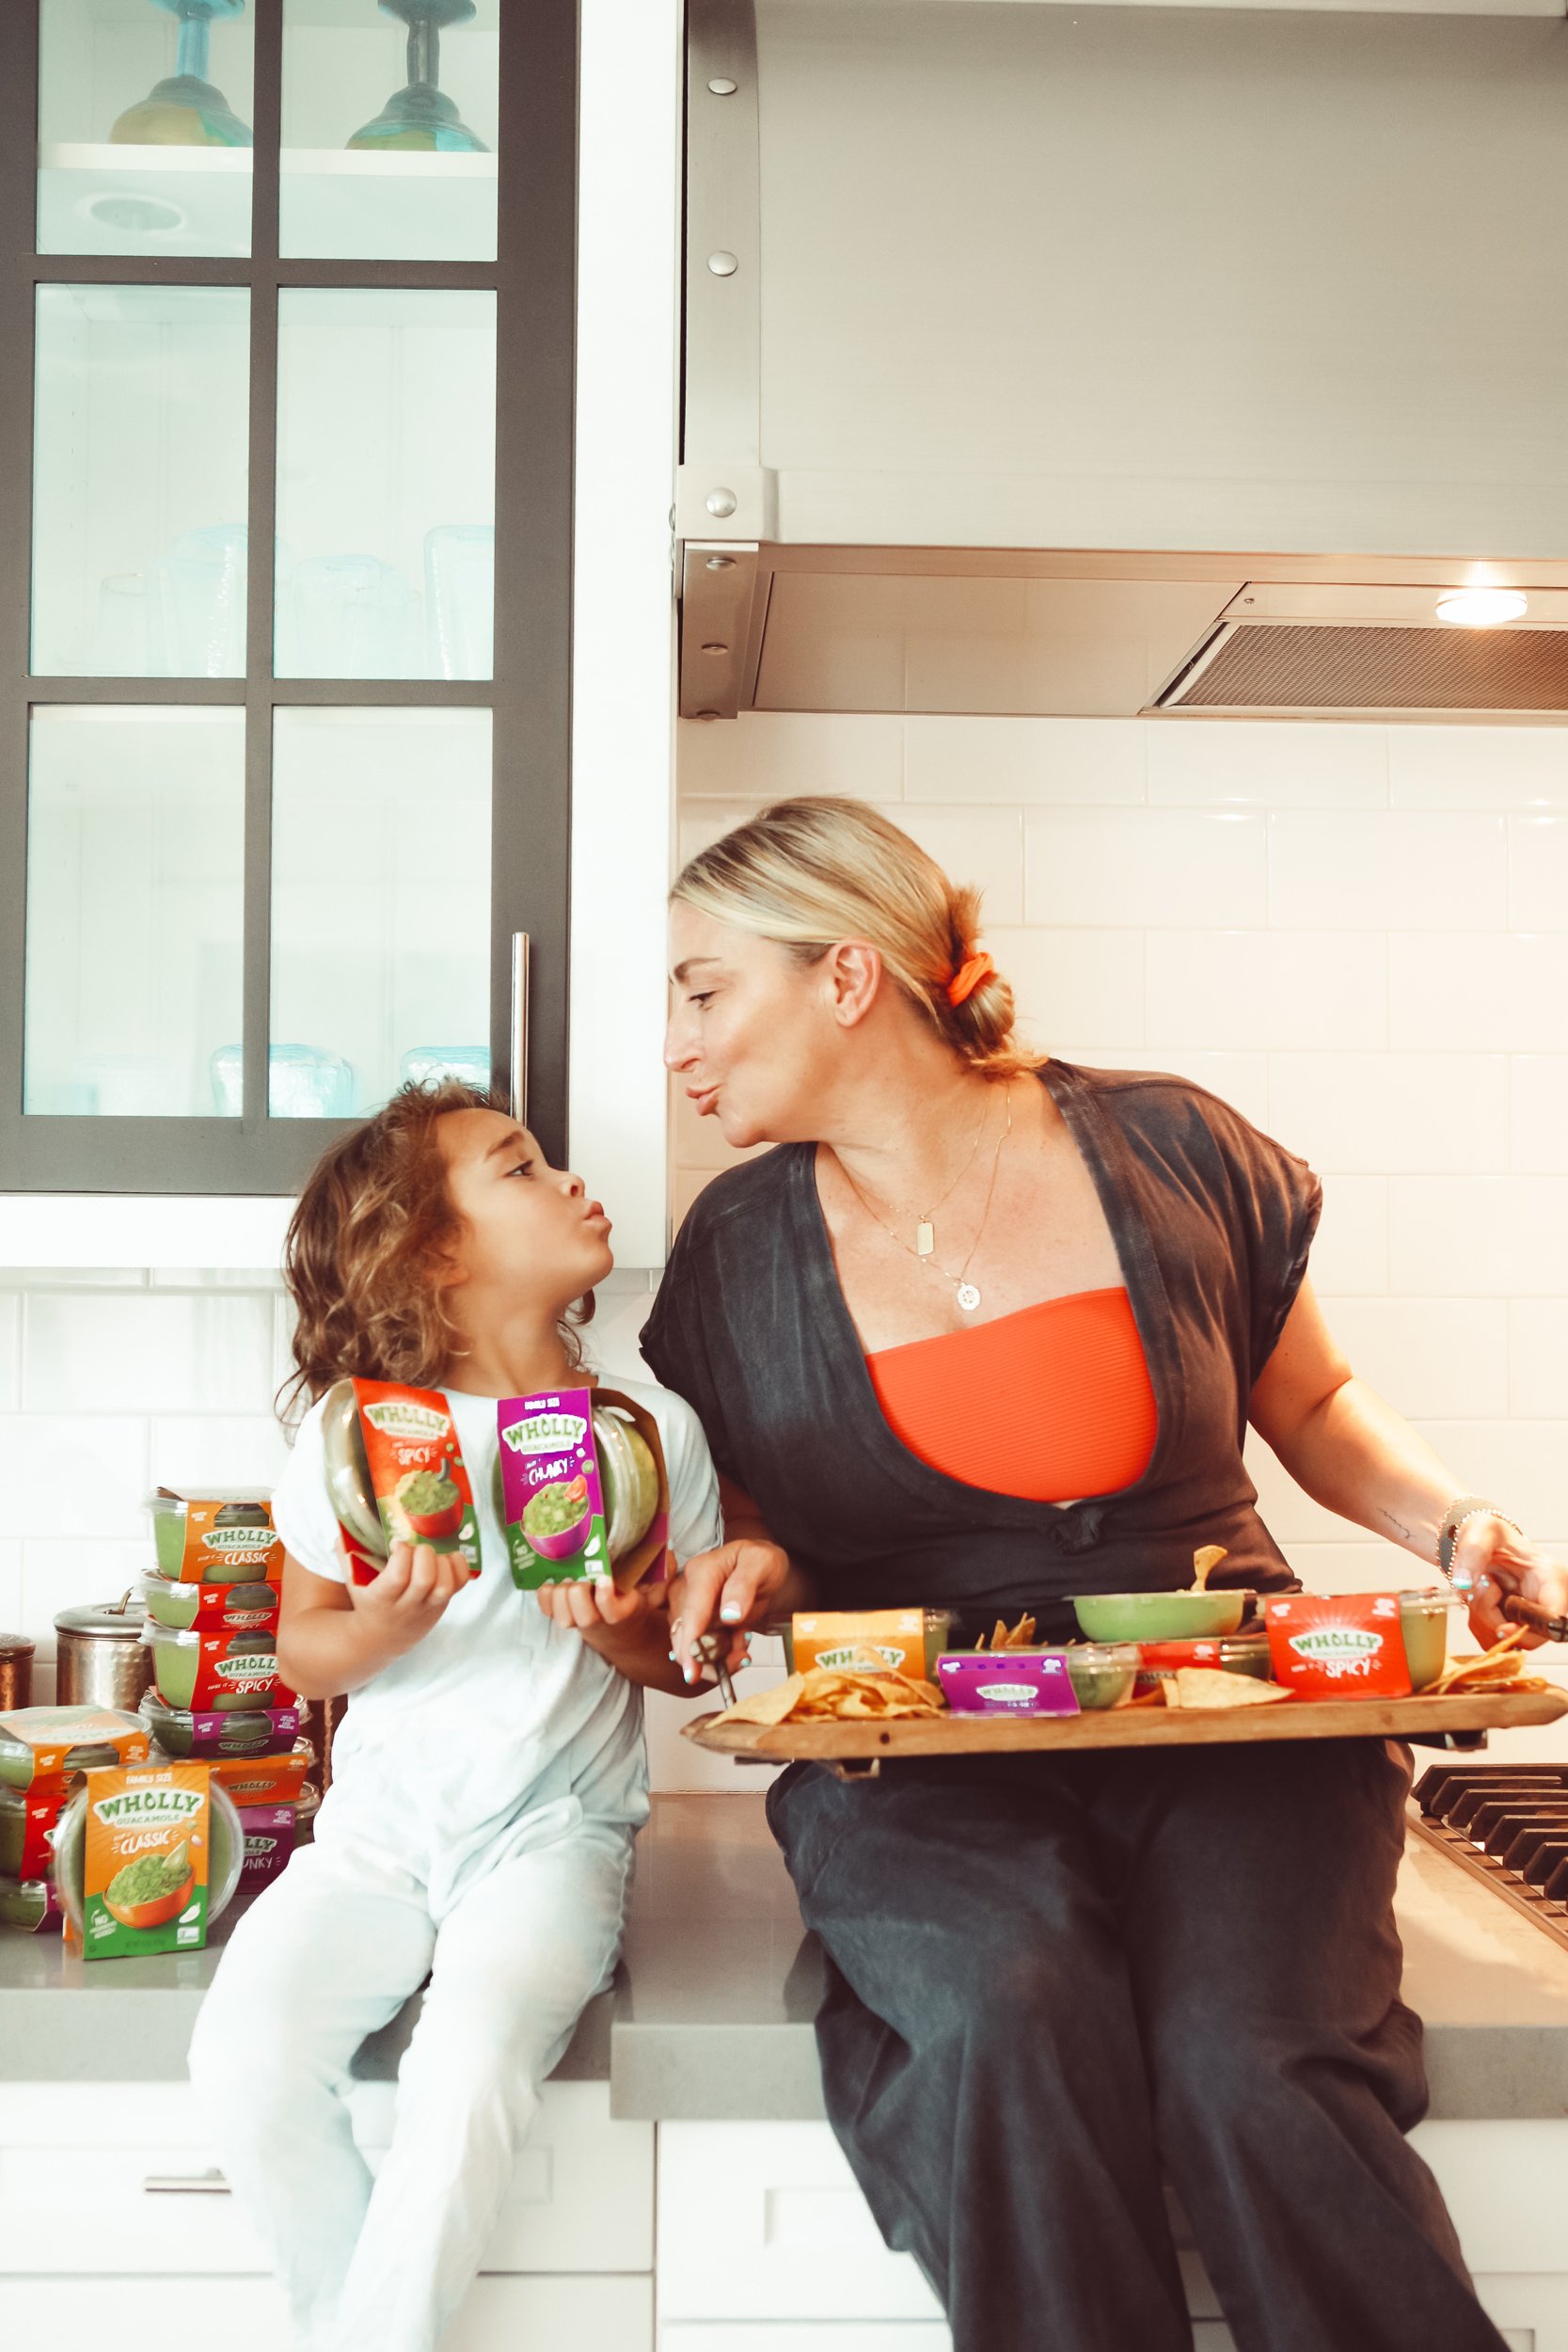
[142,2169,231,2195]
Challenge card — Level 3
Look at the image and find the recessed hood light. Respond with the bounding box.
[1436,589,1528,628]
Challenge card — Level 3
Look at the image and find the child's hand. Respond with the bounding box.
[534,1574,662,1645]
[348,1539,470,1662]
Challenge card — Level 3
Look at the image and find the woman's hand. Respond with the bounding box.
[345,1539,470,1661]
[1451,1518,1568,1649]
[668,1538,792,1685]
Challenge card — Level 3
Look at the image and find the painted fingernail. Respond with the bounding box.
[721,1604,742,1623]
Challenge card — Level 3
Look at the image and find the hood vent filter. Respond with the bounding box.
[1163,622,1568,716]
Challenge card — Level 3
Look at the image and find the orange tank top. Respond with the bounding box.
[865,1286,1157,1504]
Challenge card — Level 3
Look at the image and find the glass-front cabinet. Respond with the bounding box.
[0,0,574,1190]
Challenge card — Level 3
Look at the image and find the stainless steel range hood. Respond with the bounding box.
[678,4,1568,725]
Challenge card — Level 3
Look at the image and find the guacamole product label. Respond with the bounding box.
[498,1389,610,1590]
[342,1381,480,1581]
[144,1696,301,1758]
[1264,1594,1412,1699]
[208,1748,310,1807]
[0,1706,149,1793]
[154,1491,283,1585]
[791,1611,954,1680]
[937,1652,1080,1715]
[236,1801,295,1891]
[176,1633,283,1712]
[81,1762,211,1959]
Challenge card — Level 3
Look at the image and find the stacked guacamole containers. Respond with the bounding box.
[137,1489,315,1896]
[137,1489,300,1760]
[0,1706,150,1930]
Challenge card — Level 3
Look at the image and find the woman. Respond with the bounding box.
[645,795,1568,2352]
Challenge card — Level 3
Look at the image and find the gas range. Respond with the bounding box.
[1413,1762,1568,1956]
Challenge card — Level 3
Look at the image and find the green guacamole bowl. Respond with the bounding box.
[139,1574,279,1634]
[52,1779,244,1939]
[1070,1590,1253,1643]
[139,1693,291,1757]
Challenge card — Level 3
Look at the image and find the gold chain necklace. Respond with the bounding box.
[912,1091,991,1259]
[840,1088,1013,1314]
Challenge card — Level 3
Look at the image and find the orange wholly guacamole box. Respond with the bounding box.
[80,1761,212,1960]
[1263,1593,1412,1698]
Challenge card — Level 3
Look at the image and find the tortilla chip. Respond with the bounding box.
[1192,1545,1229,1586]
[712,1665,945,1728]
[713,1673,807,1726]
[1164,1667,1292,1710]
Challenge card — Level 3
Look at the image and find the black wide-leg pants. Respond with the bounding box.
[767,1739,1504,2352]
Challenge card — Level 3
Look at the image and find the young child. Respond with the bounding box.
[187,1083,732,2352]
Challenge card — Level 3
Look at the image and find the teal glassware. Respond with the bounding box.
[111,0,253,149]
[348,0,488,154]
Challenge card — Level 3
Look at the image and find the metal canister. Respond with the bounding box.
[54,1595,150,1711]
[0,1632,35,1712]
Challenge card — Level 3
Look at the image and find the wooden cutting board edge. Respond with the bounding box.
[682,1687,1568,1759]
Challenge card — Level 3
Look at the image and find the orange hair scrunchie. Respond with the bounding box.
[945,950,995,1009]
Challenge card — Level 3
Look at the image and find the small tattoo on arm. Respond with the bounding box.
[1381,1510,1413,1540]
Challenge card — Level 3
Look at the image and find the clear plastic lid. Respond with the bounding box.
[50,1778,245,1938]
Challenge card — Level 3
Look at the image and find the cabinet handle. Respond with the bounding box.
[142,2169,230,2195]
[511,931,531,1125]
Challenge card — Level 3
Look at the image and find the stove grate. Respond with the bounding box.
[1413,1762,1568,1955]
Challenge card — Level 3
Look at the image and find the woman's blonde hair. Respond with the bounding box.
[672,796,1033,1078]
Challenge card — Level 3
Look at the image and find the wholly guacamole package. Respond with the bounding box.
[151,1490,283,1585]
[497,1386,671,1595]
[341,1380,480,1581]
[499,1388,612,1590]
[1264,1593,1413,1698]
[788,1610,954,1678]
[80,1762,212,1959]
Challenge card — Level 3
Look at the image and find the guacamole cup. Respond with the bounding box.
[522,1477,594,1563]
[148,1493,277,1583]
[139,1692,296,1758]
[142,1626,279,1713]
[1070,1590,1253,1643]
[52,1780,243,1939]
[138,1573,279,1635]
[1399,1588,1452,1691]
[1063,1644,1141,1710]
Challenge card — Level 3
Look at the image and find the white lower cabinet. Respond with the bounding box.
[0,2079,654,2351]
[657,2120,1568,2352]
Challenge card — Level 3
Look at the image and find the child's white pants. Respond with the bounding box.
[187,1806,632,2352]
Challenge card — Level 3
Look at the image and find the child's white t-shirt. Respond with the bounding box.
[272,1376,721,1900]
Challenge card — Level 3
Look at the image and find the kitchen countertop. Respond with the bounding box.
[4,1795,1567,2120]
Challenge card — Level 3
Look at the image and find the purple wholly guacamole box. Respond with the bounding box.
[937,1652,1081,1716]
[236,1802,295,1891]
[498,1389,611,1591]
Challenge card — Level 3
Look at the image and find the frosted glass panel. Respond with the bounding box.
[269,707,491,1115]
[281,0,499,262]
[274,289,495,679]
[39,0,254,259]
[25,707,245,1117]
[32,283,250,677]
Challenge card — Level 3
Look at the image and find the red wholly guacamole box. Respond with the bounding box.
[344,1380,480,1581]
[1264,1593,1412,1698]
[81,1762,211,1959]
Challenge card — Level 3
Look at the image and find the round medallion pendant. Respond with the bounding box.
[957,1282,982,1312]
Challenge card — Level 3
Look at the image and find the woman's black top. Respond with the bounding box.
[641,1061,1322,1635]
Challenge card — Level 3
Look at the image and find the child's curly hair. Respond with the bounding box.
[279,1080,590,1420]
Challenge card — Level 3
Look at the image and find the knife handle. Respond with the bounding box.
[1503,1595,1568,1642]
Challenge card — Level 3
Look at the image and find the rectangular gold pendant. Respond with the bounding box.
[916,1220,935,1258]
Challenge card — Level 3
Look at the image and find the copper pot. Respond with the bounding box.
[0,1632,34,1712]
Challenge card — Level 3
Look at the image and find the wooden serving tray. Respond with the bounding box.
[683,1687,1568,1762]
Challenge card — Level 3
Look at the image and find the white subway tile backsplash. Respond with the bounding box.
[1266,811,1507,932]
[150,1267,284,1290]
[1283,1540,1419,1595]
[1388,1176,1568,1297]
[1147,930,1386,1052]
[21,1539,150,1647]
[0,1416,150,1540]
[1146,722,1386,809]
[904,717,1146,806]
[1025,809,1266,929]
[1510,1057,1568,1173]
[23,1290,277,1416]
[1245,1431,1370,1546]
[1390,726,1568,811]
[1308,1176,1388,1296]
[1390,934,1568,1054]
[1509,1301,1568,1419]
[0,1540,21,1637]
[1410,1422,1568,1539]
[896,804,1025,925]
[150,1414,291,1491]
[986,928,1146,1051]
[1510,816,1568,930]
[1268,1054,1508,1175]
[677,712,904,804]
[1317,1296,1509,1421]
[0,1295,17,1415]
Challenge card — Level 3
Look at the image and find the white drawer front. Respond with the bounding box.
[657,2122,942,2323]
[1412,2122,1568,2277]
[0,2080,651,2278]
[0,2272,652,2352]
